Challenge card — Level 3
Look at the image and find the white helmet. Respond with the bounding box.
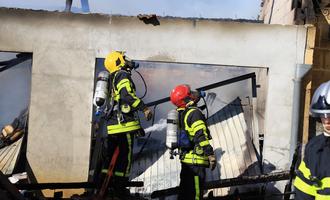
[310,80,330,118]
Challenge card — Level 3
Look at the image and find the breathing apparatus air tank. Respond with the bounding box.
[166,109,179,156]
[93,71,110,115]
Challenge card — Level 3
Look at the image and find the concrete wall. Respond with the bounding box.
[260,0,330,148]
[0,8,307,196]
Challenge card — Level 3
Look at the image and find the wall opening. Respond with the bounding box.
[89,58,268,197]
[0,51,32,175]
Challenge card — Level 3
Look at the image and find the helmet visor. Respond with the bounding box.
[310,109,330,118]
[124,56,139,70]
[190,90,201,103]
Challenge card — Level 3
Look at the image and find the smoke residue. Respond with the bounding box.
[144,118,167,133]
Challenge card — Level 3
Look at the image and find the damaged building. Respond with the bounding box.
[0,0,328,199]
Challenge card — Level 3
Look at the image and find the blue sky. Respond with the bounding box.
[0,0,261,19]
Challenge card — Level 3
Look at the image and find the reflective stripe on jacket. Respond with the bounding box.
[178,107,213,166]
[107,70,145,134]
[294,134,330,199]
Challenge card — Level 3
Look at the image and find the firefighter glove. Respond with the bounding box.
[208,154,217,171]
[143,107,153,121]
[136,129,146,137]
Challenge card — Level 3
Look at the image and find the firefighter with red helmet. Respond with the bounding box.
[294,80,330,199]
[170,84,216,200]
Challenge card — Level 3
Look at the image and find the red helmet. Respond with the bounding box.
[170,84,199,108]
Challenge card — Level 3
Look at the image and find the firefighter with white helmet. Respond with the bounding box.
[294,80,330,199]
[170,84,216,200]
[102,51,153,198]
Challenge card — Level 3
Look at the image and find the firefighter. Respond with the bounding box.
[103,51,153,198]
[294,80,330,199]
[170,84,216,200]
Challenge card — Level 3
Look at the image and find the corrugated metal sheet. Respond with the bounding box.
[0,137,23,174]
[206,97,260,196]
[131,97,260,198]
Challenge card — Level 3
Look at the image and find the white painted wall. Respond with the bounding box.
[0,8,307,197]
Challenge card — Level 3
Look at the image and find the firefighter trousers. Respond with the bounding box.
[178,163,206,200]
[106,132,134,190]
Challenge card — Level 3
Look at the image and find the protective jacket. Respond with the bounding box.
[177,106,213,166]
[294,133,330,200]
[106,70,146,134]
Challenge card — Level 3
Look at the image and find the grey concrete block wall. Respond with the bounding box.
[28,48,94,181]
[0,8,307,197]
[28,49,95,196]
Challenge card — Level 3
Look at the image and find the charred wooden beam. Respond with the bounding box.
[15,181,143,190]
[151,171,291,198]
[205,171,290,189]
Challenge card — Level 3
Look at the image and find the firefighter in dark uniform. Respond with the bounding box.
[103,51,153,198]
[294,80,330,200]
[170,84,216,200]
